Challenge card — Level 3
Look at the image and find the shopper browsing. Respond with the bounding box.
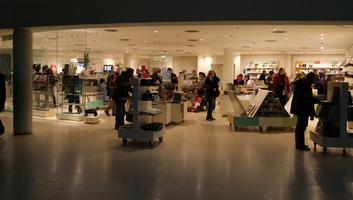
[112,68,134,130]
[43,65,57,107]
[0,73,5,135]
[272,68,290,106]
[259,70,266,81]
[205,70,220,121]
[234,74,244,85]
[265,71,274,90]
[105,67,119,116]
[290,72,320,151]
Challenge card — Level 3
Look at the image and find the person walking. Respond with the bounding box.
[43,65,57,107]
[0,73,5,135]
[290,72,320,151]
[112,68,134,130]
[272,68,290,106]
[205,70,220,121]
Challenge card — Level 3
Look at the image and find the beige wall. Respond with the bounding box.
[172,56,197,74]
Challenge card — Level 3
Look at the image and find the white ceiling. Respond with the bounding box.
[3,25,353,56]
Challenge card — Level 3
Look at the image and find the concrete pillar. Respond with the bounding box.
[123,53,133,68]
[13,29,33,134]
[223,48,234,88]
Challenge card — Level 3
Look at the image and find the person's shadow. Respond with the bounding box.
[288,151,353,200]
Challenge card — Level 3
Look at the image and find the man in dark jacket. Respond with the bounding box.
[105,67,119,116]
[290,72,320,151]
[112,68,134,130]
[0,73,6,135]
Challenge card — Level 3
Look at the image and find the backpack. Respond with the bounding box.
[109,74,119,90]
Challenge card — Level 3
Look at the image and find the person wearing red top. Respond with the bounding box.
[272,68,290,106]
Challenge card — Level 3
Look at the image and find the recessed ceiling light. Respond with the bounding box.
[176,50,184,52]
[264,40,276,42]
[185,45,194,47]
[120,39,131,41]
[128,44,136,46]
[125,50,129,53]
[200,38,204,41]
[104,29,118,32]
[320,33,325,37]
[320,37,324,40]
[284,38,288,40]
[154,30,159,33]
[185,30,199,33]
[272,29,287,34]
[320,46,324,50]
[161,55,166,58]
[188,39,199,42]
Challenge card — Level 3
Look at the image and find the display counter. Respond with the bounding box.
[153,102,187,125]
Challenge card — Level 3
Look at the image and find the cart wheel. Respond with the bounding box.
[149,140,155,146]
[343,148,346,155]
[323,147,327,152]
[314,143,317,151]
[159,137,163,143]
[122,138,127,146]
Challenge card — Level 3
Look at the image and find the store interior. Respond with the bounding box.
[3,23,353,199]
[1,24,353,137]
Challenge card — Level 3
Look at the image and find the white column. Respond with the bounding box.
[234,55,241,78]
[123,53,133,68]
[223,48,234,88]
[13,29,33,135]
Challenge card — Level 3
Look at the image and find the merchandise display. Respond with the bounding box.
[118,78,165,146]
[227,90,297,131]
[32,71,55,117]
[295,60,343,75]
[245,60,278,80]
[310,81,353,153]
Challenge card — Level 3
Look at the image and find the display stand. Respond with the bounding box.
[33,72,55,117]
[227,90,297,131]
[56,75,85,121]
[118,79,165,146]
[310,81,353,154]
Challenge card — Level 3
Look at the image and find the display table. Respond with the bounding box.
[153,102,186,125]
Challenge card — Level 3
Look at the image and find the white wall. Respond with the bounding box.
[197,56,223,73]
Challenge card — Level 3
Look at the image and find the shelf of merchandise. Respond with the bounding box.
[118,79,165,146]
[295,61,343,75]
[32,73,55,117]
[245,61,278,80]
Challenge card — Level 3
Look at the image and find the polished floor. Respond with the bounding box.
[0,110,353,200]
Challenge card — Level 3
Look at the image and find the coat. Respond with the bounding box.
[290,78,319,116]
[112,74,132,102]
[0,74,5,112]
[205,76,220,97]
[272,73,290,95]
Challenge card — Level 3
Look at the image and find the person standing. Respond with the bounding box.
[272,68,290,106]
[45,66,57,107]
[112,68,134,130]
[0,73,5,135]
[265,71,274,90]
[290,72,320,151]
[205,70,220,121]
[234,74,244,86]
[105,67,119,116]
[259,70,266,81]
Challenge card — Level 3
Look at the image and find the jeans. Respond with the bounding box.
[115,100,126,128]
[295,115,309,147]
[206,94,216,119]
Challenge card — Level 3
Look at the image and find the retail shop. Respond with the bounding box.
[1,24,353,147]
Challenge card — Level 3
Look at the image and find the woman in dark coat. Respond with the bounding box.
[290,72,320,151]
[205,70,220,121]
